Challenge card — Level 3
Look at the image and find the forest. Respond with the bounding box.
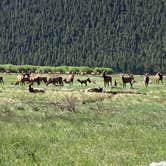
[0,0,166,73]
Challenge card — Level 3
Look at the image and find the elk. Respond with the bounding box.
[46,76,63,86]
[63,73,74,85]
[85,87,103,93]
[154,72,163,84]
[0,76,4,84]
[102,71,112,87]
[28,84,45,93]
[144,73,150,87]
[77,78,91,86]
[122,74,135,88]
[29,76,47,85]
[114,80,117,87]
[15,73,30,85]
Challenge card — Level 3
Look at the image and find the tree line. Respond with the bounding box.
[0,0,166,73]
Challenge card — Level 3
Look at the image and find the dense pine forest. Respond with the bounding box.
[0,0,166,73]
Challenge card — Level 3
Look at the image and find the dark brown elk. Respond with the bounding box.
[122,74,135,88]
[144,73,150,87]
[0,76,4,84]
[63,73,74,85]
[77,78,91,86]
[29,76,47,85]
[46,76,63,86]
[154,72,163,84]
[102,71,112,87]
[85,87,103,93]
[114,80,117,87]
[15,73,30,85]
[38,76,47,83]
[28,84,45,93]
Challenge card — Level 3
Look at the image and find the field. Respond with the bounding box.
[0,73,166,166]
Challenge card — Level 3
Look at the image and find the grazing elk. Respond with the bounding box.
[144,73,150,87]
[29,76,47,85]
[102,71,112,87]
[0,76,4,84]
[77,78,91,86]
[46,76,63,86]
[122,74,135,88]
[15,73,30,85]
[63,73,74,85]
[154,72,163,84]
[38,76,47,84]
[28,84,45,93]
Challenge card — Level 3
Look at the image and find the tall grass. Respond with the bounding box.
[0,73,165,165]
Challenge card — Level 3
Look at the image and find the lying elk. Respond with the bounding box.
[63,73,74,85]
[102,71,112,87]
[85,87,103,93]
[154,72,163,84]
[122,74,135,88]
[28,84,45,93]
[47,76,63,86]
[0,76,4,84]
[77,78,91,86]
[144,73,150,87]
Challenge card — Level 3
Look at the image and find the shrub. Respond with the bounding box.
[94,67,113,74]
[79,66,93,74]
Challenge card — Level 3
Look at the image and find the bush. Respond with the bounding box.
[54,66,68,73]
[94,67,113,74]
[0,64,113,74]
[68,66,79,73]
[79,66,93,74]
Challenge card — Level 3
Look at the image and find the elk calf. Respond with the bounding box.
[77,78,91,86]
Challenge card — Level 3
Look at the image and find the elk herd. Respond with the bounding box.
[0,71,164,93]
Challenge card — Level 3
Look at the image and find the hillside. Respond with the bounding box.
[0,0,166,73]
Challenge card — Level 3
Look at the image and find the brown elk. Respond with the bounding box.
[102,71,112,87]
[122,74,135,88]
[29,75,47,85]
[38,76,47,83]
[154,72,163,84]
[46,76,63,86]
[114,80,117,87]
[77,78,91,86]
[28,84,45,93]
[63,73,74,85]
[0,76,4,84]
[144,73,150,87]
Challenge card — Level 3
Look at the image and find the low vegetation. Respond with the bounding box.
[0,64,113,74]
[0,73,165,166]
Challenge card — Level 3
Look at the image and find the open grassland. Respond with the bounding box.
[0,73,166,166]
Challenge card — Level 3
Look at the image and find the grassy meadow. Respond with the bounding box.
[0,73,165,166]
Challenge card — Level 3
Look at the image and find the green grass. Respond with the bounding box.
[0,64,113,74]
[0,73,165,166]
